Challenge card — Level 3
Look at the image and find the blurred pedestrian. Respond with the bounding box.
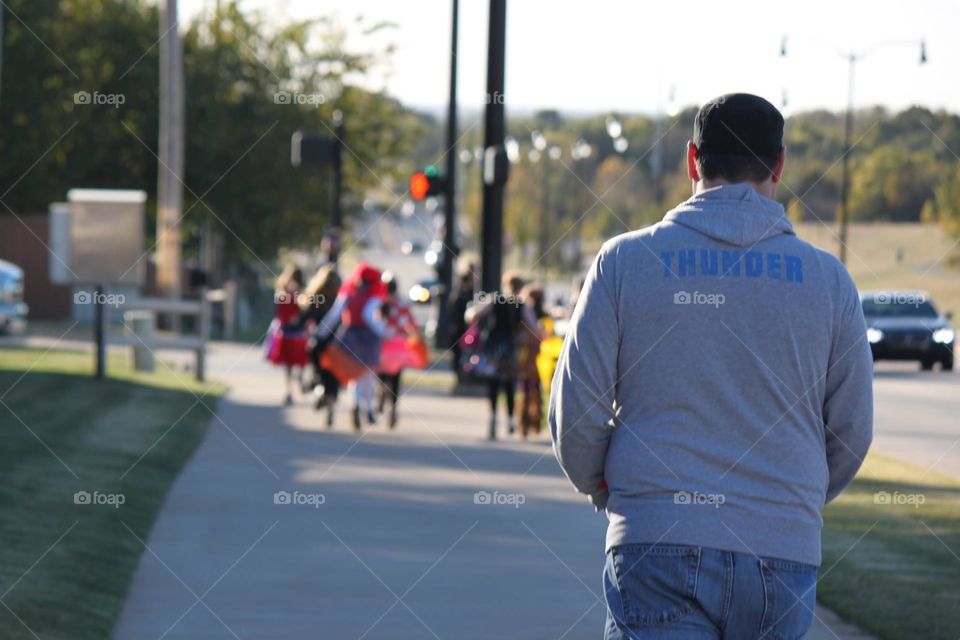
[550,94,873,639]
[467,271,530,440]
[448,268,476,381]
[267,264,308,405]
[316,262,387,431]
[517,283,548,438]
[376,272,424,429]
[298,263,342,428]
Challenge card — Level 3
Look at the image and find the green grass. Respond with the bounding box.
[795,222,960,316]
[0,347,226,640]
[820,453,960,640]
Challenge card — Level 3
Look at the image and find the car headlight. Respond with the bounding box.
[867,328,884,344]
[933,328,955,344]
[408,284,431,303]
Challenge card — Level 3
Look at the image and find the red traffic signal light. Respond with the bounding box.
[410,171,431,201]
[409,166,447,201]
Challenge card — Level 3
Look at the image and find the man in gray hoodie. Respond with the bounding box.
[549,93,873,639]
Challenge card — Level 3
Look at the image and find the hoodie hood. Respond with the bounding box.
[663,183,795,247]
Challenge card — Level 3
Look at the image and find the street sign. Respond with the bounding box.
[482,145,508,187]
[67,189,146,285]
[291,132,339,167]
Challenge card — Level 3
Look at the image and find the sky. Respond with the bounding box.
[181,0,960,116]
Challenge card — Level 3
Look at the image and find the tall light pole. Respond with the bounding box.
[480,0,507,294]
[781,36,926,264]
[838,52,856,266]
[530,130,549,280]
[436,0,459,348]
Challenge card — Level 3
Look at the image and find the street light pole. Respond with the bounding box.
[539,151,550,280]
[838,53,855,265]
[780,36,926,265]
[331,109,344,231]
[480,0,507,294]
[436,0,459,348]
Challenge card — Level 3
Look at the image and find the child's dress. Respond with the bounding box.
[268,290,308,367]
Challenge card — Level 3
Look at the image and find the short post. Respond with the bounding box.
[196,288,210,382]
[125,310,156,372]
[223,280,237,340]
[94,284,106,379]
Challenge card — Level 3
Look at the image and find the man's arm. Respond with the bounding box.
[549,244,620,509]
[823,276,874,503]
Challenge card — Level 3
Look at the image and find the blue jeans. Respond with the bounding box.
[603,544,817,639]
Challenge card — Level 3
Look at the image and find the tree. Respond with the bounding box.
[848,146,940,222]
[179,3,421,268]
[0,0,160,213]
[0,0,425,277]
[922,164,960,244]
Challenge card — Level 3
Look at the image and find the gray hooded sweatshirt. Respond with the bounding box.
[549,183,873,566]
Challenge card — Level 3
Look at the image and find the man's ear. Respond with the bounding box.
[687,142,700,181]
[771,147,786,183]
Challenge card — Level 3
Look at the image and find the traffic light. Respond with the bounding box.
[409,165,447,201]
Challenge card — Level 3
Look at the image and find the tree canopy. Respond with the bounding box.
[0,0,424,274]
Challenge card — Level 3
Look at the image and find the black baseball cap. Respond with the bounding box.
[693,93,784,158]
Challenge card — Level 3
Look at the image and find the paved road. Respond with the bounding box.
[109,343,870,639]
[871,361,960,478]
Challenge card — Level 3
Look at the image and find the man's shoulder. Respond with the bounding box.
[600,220,679,254]
[788,237,856,285]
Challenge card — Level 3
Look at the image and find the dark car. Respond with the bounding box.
[862,291,954,371]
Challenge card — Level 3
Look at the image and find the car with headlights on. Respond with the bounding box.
[861,290,953,371]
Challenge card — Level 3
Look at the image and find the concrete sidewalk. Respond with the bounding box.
[112,342,871,639]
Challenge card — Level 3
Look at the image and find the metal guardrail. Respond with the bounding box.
[114,289,211,381]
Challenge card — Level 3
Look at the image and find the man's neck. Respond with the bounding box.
[695,178,774,199]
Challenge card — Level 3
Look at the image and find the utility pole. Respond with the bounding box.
[157,0,184,308]
[480,0,507,294]
[436,0,459,347]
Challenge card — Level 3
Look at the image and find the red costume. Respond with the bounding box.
[268,290,308,367]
